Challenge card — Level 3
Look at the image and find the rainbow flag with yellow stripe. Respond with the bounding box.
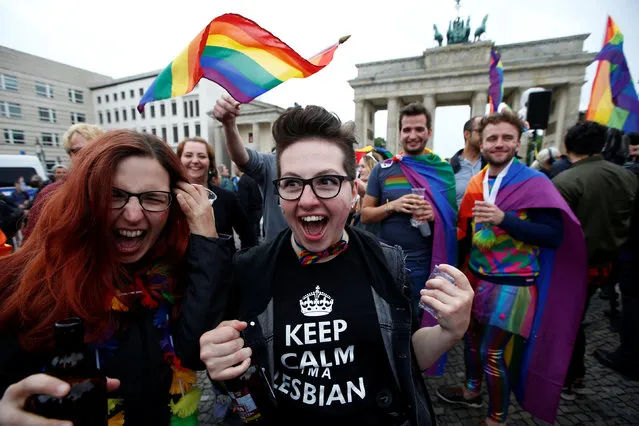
[585,16,639,132]
[138,14,349,112]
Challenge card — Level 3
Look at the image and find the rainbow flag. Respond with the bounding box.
[458,160,587,423]
[488,47,504,113]
[585,16,639,132]
[355,145,393,163]
[138,14,349,112]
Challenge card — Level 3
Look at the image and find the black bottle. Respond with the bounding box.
[25,317,107,426]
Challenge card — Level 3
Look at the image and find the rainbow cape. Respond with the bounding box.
[585,16,639,132]
[458,160,587,423]
[138,14,349,112]
[488,47,504,113]
[390,151,457,376]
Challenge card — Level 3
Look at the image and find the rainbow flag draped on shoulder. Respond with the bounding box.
[389,150,457,375]
[585,16,639,132]
[458,159,587,424]
[488,47,504,113]
[138,13,349,112]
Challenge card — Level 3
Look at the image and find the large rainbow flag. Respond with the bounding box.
[458,160,587,423]
[488,47,504,113]
[389,151,457,376]
[585,16,639,132]
[138,14,349,112]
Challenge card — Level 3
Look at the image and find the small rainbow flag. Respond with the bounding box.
[585,16,639,132]
[138,14,349,113]
[488,47,504,113]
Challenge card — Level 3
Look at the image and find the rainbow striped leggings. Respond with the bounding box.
[464,319,513,423]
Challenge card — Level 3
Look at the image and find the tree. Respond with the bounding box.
[374,137,386,148]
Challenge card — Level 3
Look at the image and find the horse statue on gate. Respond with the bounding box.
[433,24,443,46]
[474,15,488,41]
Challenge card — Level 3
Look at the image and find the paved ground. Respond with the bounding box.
[196,291,639,425]
[426,293,639,425]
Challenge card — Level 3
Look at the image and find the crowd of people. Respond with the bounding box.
[0,96,637,426]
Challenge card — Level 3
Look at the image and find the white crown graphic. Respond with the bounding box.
[300,285,334,317]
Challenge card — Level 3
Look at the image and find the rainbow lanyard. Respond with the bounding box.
[293,233,349,265]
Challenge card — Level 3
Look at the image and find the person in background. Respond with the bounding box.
[177,137,257,250]
[350,151,382,235]
[235,163,263,244]
[10,178,30,210]
[217,164,236,192]
[22,123,105,242]
[0,130,233,425]
[213,95,288,241]
[450,116,486,207]
[52,164,69,182]
[531,147,561,178]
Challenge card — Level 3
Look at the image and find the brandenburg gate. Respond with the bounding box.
[349,35,596,152]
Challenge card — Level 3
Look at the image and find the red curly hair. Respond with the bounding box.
[0,130,190,351]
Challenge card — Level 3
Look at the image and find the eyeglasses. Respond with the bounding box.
[111,188,172,212]
[273,175,350,201]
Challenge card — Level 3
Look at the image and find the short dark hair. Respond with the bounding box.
[564,121,607,155]
[398,102,432,130]
[272,105,357,181]
[479,112,524,141]
[463,116,481,134]
[627,132,639,146]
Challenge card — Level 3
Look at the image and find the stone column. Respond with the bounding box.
[561,83,583,149]
[362,101,371,147]
[471,91,488,117]
[423,94,436,149]
[386,97,400,154]
[213,125,224,166]
[252,122,261,152]
[553,85,569,150]
[355,100,365,147]
[509,88,522,113]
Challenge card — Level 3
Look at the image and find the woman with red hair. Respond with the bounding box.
[0,130,233,425]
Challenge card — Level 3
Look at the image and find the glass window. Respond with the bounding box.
[107,111,111,123]
[151,127,156,136]
[98,96,102,104]
[139,88,144,96]
[161,126,167,141]
[114,110,119,122]
[1,74,19,91]
[121,91,125,100]
[3,129,25,144]
[171,101,177,116]
[183,101,188,118]
[35,82,54,98]
[195,123,201,137]
[131,107,136,121]
[122,109,127,122]
[150,105,155,118]
[70,112,86,124]
[105,94,110,102]
[41,132,59,147]
[38,107,56,123]
[99,111,104,125]
[114,93,118,102]
[189,100,194,118]
[68,89,84,104]
[183,124,189,138]
[130,89,135,98]
[172,125,178,143]
[160,104,165,117]
[0,102,22,118]
[195,99,200,117]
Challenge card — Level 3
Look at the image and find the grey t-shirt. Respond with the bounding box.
[454,157,483,207]
[241,148,288,241]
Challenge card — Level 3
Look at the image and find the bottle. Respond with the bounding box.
[25,317,107,426]
[223,346,277,424]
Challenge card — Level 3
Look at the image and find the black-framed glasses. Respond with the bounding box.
[273,175,350,201]
[111,187,172,212]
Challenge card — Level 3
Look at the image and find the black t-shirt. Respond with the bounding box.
[272,240,404,424]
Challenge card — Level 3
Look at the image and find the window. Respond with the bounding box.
[121,91,125,100]
[105,94,110,102]
[1,74,18,91]
[35,82,54,98]
[131,107,136,121]
[70,112,86,124]
[195,123,201,137]
[150,105,155,118]
[114,110,119,122]
[0,102,22,118]
[172,125,178,144]
[4,129,25,144]
[183,124,190,138]
[41,132,59,147]
[38,107,56,123]
[130,89,135,98]
[114,93,118,102]
[98,96,102,104]
[195,99,200,117]
[99,111,104,125]
[171,101,177,116]
[107,111,111,123]
[68,88,84,104]
[139,88,144,96]
[160,104,165,117]
[189,100,194,118]
[161,126,167,141]
[122,109,127,122]
[184,101,188,118]
[45,160,56,172]
[151,127,156,136]
[140,109,145,119]
[248,132,253,143]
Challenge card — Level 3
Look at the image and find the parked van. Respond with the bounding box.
[0,155,50,198]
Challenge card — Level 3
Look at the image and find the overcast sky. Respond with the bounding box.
[1,0,637,159]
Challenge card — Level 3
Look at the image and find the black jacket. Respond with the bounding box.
[449,148,486,174]
[237,174,263,224]
[211,185,258,249]
[0,234,234,425]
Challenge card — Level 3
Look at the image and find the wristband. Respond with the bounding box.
[384,199,392,215]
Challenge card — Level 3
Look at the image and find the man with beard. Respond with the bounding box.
[450,116,486,207]
[437,112,586,425]
[361,102,458,376]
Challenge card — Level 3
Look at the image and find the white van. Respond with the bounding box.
[0,155,50,197]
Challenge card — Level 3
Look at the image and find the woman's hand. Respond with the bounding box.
[419,264,474,340]
[0,374,120,426]
[200,320,252,381]
[174,182,218,238]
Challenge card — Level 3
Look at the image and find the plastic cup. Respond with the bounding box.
[419,265,456,319]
